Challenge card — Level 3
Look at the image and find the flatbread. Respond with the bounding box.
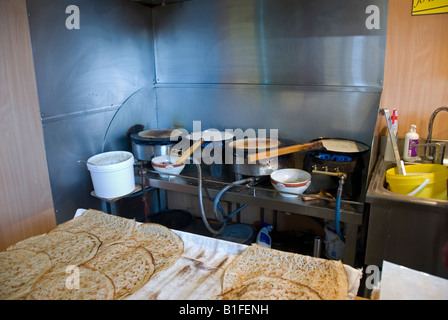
[222,244,349,300]
[7,231,101,270]
[0,249,52,300]
[126,223,184,273]
[26,266,114,300]
[53,209,135,245]
[217,276,323,300]
[83,243,155,299]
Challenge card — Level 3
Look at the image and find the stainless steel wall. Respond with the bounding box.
[27,0,156,223]
[28,0,388,224]
[154,85,382,143]
[152,0,388,144]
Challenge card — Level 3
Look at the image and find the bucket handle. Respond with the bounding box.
[407,178,430,196]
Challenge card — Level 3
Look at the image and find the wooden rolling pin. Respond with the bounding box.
[176,138,204,164]
[247,141,324,162]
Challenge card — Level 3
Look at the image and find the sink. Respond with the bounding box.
[365,154,448,280]
[368,158,448,206]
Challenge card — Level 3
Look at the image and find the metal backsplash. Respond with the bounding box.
[153,0,387,87]
[27,0,156,223]
[152,0,388,145]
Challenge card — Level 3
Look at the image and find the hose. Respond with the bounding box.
[196,162,234,235]
[195,161,253,235]
[212,178,253,223]
[335,175,346,242]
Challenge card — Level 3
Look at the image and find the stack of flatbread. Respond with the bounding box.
[0,209,183,300]
[216,244,349,300]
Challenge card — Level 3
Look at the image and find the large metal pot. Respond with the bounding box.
[225,138,296,176]
[186,129,235,164]
[186,129,235,176]
[130,128,184,161]
[303,138,370,199]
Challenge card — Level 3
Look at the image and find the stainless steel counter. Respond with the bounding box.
[139,163,365,266]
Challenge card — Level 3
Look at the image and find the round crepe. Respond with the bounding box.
[7,231,101,270]
[128,223,184,273]
[222,244,349,300]
[26,266,114,300]
[52,209,135,245]
[0,249,52,300]
[217,276,323,300]
[83,243,155,299]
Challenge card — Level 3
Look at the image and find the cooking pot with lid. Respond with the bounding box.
[225,138,296,176]
[186,129,235,163]
[130,128,184,161]
[185,129,235,176]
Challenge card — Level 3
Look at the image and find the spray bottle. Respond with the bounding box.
[256,222,273,248]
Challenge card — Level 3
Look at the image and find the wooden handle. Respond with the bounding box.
[247,141,323,162]
[176,138,203,164]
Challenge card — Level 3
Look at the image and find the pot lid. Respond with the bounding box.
[229,138,281,150]
[130,128,184,145]
[316,138,370,154]
[137,128,184,139]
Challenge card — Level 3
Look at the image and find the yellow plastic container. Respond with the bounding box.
[385,164,448,200]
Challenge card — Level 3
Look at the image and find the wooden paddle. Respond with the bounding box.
[247,141,324,162]
[176,138,204,164]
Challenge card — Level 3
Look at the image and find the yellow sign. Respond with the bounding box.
[412,0,448,15]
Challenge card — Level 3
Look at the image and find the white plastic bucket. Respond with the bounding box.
[87,151,135,199]
[324,225,345,260]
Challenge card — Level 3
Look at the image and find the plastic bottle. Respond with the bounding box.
[256,222,273,248]
[403,124,419,162]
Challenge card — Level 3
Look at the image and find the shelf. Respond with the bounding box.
[143,164,364,225]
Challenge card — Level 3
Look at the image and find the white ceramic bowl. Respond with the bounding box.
[151,155,185,178]
[270,168,312,198]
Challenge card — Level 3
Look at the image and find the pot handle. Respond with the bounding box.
[247,141,324,162]
[176,138,204,164]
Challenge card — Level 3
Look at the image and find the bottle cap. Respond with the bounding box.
[391,109,398,124]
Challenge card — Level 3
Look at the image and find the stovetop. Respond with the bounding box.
[135,161,365,209]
